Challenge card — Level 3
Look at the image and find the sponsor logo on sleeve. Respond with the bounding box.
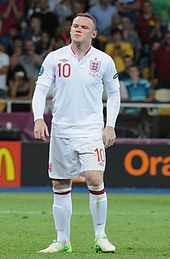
[113,73,119,79]
[38,66,44,76]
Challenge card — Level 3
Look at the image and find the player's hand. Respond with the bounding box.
[103,126,116,148]
[34,119,49,142]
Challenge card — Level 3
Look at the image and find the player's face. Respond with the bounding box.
[70,16,97,44]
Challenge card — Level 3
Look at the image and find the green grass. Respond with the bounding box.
[0,192,170,259]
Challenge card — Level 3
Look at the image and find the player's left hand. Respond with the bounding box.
[34,119,49,142]
[103,126,116,148]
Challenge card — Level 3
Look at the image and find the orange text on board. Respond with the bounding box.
[124,149,170,177]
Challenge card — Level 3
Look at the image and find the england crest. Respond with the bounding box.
[90,60,101,73]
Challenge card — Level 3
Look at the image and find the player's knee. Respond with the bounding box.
[52,179,71,189]
[85,171,103,186]
[87,183,105,194]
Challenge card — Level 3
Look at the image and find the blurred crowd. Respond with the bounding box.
[0,0,170,113]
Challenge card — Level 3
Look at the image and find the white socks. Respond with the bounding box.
[88,185,107,240]
[53,188,72,243]
[52,185,107,242]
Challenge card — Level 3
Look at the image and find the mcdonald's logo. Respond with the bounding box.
[0,142,21,187]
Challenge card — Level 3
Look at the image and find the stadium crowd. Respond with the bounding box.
[0,0,170,137]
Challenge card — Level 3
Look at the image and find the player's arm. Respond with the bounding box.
[103,58,121,148]
[32,52,55,141]
[32,84,49,141]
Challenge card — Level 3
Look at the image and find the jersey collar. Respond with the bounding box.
[69,44,93,57]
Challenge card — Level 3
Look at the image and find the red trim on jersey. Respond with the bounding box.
[54,190,71,195]
[70,44,91,56]
[89,188,106,195]
[84,46,92,55]
[70,45,75,55]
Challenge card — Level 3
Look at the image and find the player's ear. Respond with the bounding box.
[92,30,97,39]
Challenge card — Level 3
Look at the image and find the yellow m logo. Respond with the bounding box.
[0,148,15,181]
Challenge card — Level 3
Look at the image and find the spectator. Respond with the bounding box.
[72,0,86,15]
[33,0,59,37]
[150,32,170,90]
[55,17,71,48]
[17,39,43,83]
[25,0,40,21]
[37,32,56,59]
[122,64,154,101]
[6,24,22,55]
[88,0,118,37]
[54,0,72,25]
[109,13,122,32]
[121,65,154,137]
[121,64,154,136]
[22,15,42,48]
[119,55,134,80]
[105,28,134,72]
[0,0,25,48]
[7,36,24,89]
[145,16,167,82]
[48,0,61,12]
[135,1,157,77]
[150,0,170,26]
[149,14,167,45]
[8,36,23,71]
[121,15,142,62]
[115,0,141,23]
[8,64,34,111]
[135,0,156,46]
[87,0,99,8]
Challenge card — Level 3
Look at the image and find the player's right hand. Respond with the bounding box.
[34,119,49,142]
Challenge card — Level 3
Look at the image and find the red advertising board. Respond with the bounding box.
[0,141,21,187]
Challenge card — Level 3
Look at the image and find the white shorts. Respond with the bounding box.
[48,137,106,179]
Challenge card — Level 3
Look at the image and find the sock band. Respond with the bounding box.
[54,190,71,195]
[89,188,106,195]
[88,183,106,195]
[53,187,71,195]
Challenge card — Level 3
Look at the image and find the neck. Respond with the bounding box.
[71,42,91,60]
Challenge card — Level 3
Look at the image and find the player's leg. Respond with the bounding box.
[85,171,106,239]
[85,170,116,253]
[53,179,72,243]
[38,137,76,253]
[38,179,72,254]
[78,137,115,253]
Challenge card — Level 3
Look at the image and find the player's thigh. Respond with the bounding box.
[78,137,106,175]
[48,137,78,179]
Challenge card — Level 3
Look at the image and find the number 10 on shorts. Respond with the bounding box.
[95,148,105,164]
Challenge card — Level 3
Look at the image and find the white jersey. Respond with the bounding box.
[33,45,120,138]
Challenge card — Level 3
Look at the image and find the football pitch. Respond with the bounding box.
[0,191,170,259]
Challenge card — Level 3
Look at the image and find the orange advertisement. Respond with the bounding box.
[73,177,85,183]
[0,141,21,187]
[124,149,170,177]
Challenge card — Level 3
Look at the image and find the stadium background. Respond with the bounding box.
[0,0,170,189]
